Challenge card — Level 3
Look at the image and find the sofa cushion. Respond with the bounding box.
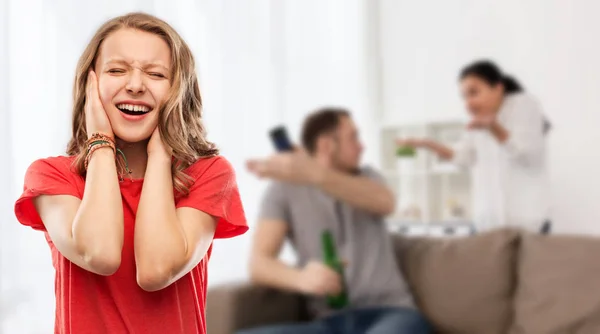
[393,228,521,334]
[510,234,600,334]
[206,283,306,334]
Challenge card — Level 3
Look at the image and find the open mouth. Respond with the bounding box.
[116,103,152,116]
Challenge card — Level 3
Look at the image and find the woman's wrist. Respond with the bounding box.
[148,151,172,166]
[87,131,114,141]
[85,133,116,170]
[87,147,116,167]
[490,122,509,143]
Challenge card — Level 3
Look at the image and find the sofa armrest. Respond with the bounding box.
[206,282,306,334]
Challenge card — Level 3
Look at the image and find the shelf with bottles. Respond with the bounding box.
[381,162,462,178]
[379,120,472,224]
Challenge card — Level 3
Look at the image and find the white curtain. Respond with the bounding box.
[0,0,382,332]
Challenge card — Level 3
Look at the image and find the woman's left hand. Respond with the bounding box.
[468,114,496,130]
[147,127,173,160]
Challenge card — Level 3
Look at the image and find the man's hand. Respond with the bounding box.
[296,261,343,297]
[246,150,323,185]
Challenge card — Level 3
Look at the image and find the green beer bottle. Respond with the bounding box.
[321,229,349,309]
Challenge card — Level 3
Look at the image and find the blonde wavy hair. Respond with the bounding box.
[66,12,218,195]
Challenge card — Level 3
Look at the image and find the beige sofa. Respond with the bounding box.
[207,229,600,334]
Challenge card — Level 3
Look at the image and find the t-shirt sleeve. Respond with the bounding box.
[361,166,388,185]
[257,181,290,223]
[360,166,391,220]
[14,158,81,232]
[176,157,248,239]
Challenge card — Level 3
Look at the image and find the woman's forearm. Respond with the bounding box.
[422,139,455,160]
[490,122,509,143]
[134,155,188,290]
[72,148,124,273]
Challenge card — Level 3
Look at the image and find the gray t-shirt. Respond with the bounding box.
[258,166,415,318]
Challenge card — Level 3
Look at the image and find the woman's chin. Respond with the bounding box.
[110,120,157,145]
[113,131,152,146]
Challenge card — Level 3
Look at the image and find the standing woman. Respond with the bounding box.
[397,60,551,234]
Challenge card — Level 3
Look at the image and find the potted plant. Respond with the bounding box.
[395,146,416,158]
[395,145,417,174]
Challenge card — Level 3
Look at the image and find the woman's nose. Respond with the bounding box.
[125,69,146,95]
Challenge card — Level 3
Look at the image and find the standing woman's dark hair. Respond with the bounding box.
[460,60,523,95]
[460,60,551,134]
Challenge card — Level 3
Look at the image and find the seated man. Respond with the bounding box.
[241,108,431,334]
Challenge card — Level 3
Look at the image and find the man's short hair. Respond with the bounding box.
[301,107,350,154]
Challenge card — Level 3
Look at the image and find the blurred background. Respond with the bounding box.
[2,0,600,332]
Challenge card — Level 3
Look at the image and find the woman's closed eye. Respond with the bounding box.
[107,68,126,74]
[148,72,166,78]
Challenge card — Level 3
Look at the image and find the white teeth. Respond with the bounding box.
[116,103,150,112]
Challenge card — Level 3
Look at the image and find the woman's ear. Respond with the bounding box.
[493,82,505,98]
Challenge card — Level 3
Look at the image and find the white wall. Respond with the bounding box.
[0,0,17,325]
[278,0,381,166]
[378,0,600,235]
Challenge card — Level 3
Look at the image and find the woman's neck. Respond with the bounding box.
[116,139,149,179]
[493,94,508,114]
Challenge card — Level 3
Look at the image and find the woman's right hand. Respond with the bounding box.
[395,138,425,149]
[85,70,114,139]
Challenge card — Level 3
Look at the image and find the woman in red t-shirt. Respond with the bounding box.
[14,12,247,334]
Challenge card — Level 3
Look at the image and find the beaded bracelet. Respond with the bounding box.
[86,133,115,148]
[84,133,132,180]
[84,135,116,170]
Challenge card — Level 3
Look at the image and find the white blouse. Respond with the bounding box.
[453,93,550,233]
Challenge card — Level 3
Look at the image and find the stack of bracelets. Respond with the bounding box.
[85,132,131,180]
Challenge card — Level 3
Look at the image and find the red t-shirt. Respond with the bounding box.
[14,155,248,334]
